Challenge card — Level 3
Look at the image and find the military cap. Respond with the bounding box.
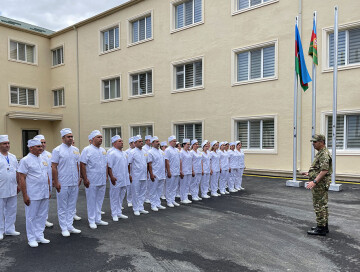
[310,134,325,142]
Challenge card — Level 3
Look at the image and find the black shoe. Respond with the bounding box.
[307,226,327,236]
[311,224,329,233]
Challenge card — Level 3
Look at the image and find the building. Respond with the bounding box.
[0,0,359,180]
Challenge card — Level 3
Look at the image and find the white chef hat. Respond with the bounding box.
[224,141,229,145]
[219,142,225,148]
[0,135,9,143]
[111,135,121,144]
[60,128,72,137]
[168,135,176,142]
[160,141,167,146]
[236,141,241,145]
[201,140,208,148]
[151,136,158,143]
[145,135,152,140]
[28,139,42,147]
[133,135,142,142]
[89,130,102,140]
[129,137,134,143]
[190,139,198,148]
[229,142,236,146]
[210,140,218,148]
[34,135,45,141]
[182,139,190,144]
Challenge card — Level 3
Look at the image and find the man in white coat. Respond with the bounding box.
[165,136,181,208]
[107,135,129,221]
[143,135,152,204]
[52,128,82,237]
[18,139,51,247]
[80,130,108,229]
[125,137,134,208]
[0,135,20,241]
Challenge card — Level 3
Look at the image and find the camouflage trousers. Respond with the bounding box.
[312,180,330,227]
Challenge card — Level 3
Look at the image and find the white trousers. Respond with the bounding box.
[190,173,202,198]
[235,168,245,188]
[110,185,126,217]
[131,180,146,212]
[85,185,106,225]
[126,184,132,204]
[145,179,151,201]
[57,186,78,231]
[228,169,237,191]
[0,196,17,235]
[25,199,49,242]
[162,180,166,197]
[219,170,229,193]
[166,175,180,205]
[200,173,210,197]
[180,174,191,201]
[149,178,165,208]
[210,171,220,194]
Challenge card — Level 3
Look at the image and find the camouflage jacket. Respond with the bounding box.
[308,147,332,182]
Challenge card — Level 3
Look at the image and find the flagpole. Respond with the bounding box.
[311,11,317,162]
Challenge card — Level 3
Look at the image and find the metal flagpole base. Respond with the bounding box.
[329,183,343,192]
[286,180,304,187]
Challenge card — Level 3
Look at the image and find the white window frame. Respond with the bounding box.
[52,87,65,108]
[231,0,279,16]
[8,38,38,65]
[232,115,277,154]
[100,74,122,103]
[322,21,360,73]
[129,123,154,139]
[8,84,38,108]
[172,120,204,143]
[99,22,121,55]
[171,55,204,93]
[128,67,154,99]
[232,40,278,86]
[127,10,153,47]
[102,125,122,149]
[321,109,360,155]
[51,44,64,67]
[170,0,204,34]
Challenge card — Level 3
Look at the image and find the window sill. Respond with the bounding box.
[322,63,360,73]
[100,98,122,103]
[232,76,277,86]
[9,104,39,109]
[328,149,360,156]
[171,21,204,34]
[8,58,38,66]
[52,105,66,109]
[128,93,154,100]
[127,38,153,48]
[99,47,121,56]
[51,63,65,69]
[171,85,204,94]
[232,0,279,16]
[243,149,277,154]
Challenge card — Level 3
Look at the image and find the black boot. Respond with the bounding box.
[307,226,327,236]
[311,224,329,233]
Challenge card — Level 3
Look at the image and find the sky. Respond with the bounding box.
[0,0,130,31]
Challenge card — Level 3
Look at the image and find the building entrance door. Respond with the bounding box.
[22,130,39,157]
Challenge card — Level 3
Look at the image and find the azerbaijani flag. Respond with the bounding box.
[308,17,318,65]
[295,24,312,91]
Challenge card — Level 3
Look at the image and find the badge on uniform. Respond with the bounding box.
[144,154,148,157]
[102,151,107,155]
[48,154,52,158]
[73,151,80,155]
[43,161,48,166]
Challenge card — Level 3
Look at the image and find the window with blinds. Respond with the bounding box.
[236,119,274,149]
[10,86,36,106]
[329,27,360,67]
[237,45,275,82]
[132,15,152,43]
[237,0,272,10]
[102,26,119,52]
[175,123,202,143]
[131,126,153,140]
[103,77,120,100]
[103,127,122,148]
[175,0,202,29]
[175,60,202,90]
[131,71,152,96]
[327,114,360,150]
[52,47,64,66]
[53,89,64,107]
[10,41,35,63]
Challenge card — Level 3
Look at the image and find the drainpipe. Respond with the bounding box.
[73,26,81,148]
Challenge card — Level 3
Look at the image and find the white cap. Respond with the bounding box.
[0,135,9,143]
[133,135,142,142]
[190,139,198,147]
[128,137,134,143]
[160,141,167,146]
[201,140,208,148]
[168,135,176,142]
[151,136,159,143]
[145,135,152,140]
[28,139,42,147]
[183,139,190,144]
[229,142,236,146]
[111,135,121,144]
[210,140,218,148]
[88,134,93,141]
[224,141,229,145]
[60,128,72,137]
[89,130,102,140]
[236,141,241,145]
[219,142,225,148]
[34,135,45,141]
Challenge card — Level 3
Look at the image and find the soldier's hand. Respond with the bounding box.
[84,179,90,188]
[306,181,316,189]
[129,175,133,183]
[150,174,155,182]
[110,176,117,186]
[167,172,172,179]
[23,194,30,206]
[302,172,309,176]
[54,182,61,193]
[180,172,184,179]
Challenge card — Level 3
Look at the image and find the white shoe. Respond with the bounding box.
[175,195,180,198]
[118,214,128,219]
[192,198,200,201]
[28,241,38,247]
[96,220,108,226]
[134,211,140,216]
[112,216,119,222]
[145,199,150,204]
[220,192,226,195]
[140,210,149,214]
[202,195,210,199]
[61,230,70,237]
[160,196,166,200]
[198,197,202,200]
[225,191,230,194]
[167,203,174,208]
[235,187,240,191]
[89,223,97,229]
[121,206,124,210]
[128,203,133,207]
[0,234,3,240]
[173,202,180,207]
[101,211,105,215]
[211,194,218,197]
[229,189,236,193]
[5,231,20,236]
[69,228,81,234]
[240,187,245,190]
[151,207,159,212]
[73,215,82,221]
[37,238,50,244]
[45,221,53,227]
[181,200,192,204]
[157,205,166,210]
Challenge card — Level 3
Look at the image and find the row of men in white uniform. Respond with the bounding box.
[0,128,245,248]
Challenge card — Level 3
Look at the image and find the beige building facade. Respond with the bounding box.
[1,0,359,180]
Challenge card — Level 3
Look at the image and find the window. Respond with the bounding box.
[236,118,275,150]
[102,77,121,100]
[175,123,202,143]
[102,26,120,52]
[236,45,275,82]
[131,125,153,139]
[53,89,65,107]
[174,0,202,30]
[131,15,152,44]
[174,59,203,90]
[327,114,360,150]
[52,47,64,66]
[103,127,122,148]
[329,27,360,67]
[237,0,272,10]
[9,40,35,63]
[131,71,152,96]
[10,86,36,106]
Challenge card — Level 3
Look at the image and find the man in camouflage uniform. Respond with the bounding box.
[302,134,332,236]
